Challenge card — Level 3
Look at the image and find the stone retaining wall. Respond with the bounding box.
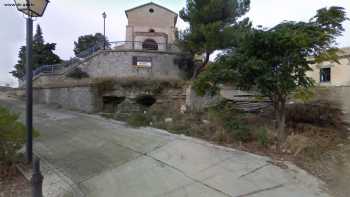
[31,82,187,114]
[78,50,184,80]
[33,86,100,113]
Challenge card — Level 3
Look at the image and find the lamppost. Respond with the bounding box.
[14,0,49,164]
[102,12,107,50]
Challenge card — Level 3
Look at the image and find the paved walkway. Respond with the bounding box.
[0,96,331,197]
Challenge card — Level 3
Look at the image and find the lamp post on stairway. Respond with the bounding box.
[102,12,107,50]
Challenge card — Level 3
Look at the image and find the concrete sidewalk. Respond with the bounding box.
[0,97,331,197]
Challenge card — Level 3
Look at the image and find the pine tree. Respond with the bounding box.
[10,25,62,79]
[33,25,44,45]
[179,0,251,79]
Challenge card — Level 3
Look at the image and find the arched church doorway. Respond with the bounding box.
[142,39,158,50]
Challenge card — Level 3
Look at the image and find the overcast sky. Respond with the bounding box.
[0,0,349,86]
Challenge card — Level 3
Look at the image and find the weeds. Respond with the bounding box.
[257,128,269,147]
[93,78,186,96]
[0,106,38,165]
[287,100,344,129]
[127,113,150,128]
[66,67,89,79]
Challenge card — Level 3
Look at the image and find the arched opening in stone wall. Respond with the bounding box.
[102,96,125,113]
[142,39,158,50]
[135,95,157,107]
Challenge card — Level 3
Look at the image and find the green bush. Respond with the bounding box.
[224,120,251,142]
[208,101,252,142]
[257,128,269,147]
[127,113,150,128]
[66,67,89,79]
[0,106,26,164]
[292,87,315,103]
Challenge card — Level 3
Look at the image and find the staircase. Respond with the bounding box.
[33,46,101,77]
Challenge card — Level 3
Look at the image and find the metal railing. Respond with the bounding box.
[33,58,81,77]
[0,81,14,87]
[109,41,179,52]
[76,45,101,58]
[33,64,61,76]
[32,47,98,77]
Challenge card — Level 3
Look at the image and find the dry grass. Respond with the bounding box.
[286,100,344,129]
[104,98,346,173]
[121,101,261,146]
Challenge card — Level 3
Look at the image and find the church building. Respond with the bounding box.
[124,2,178,51]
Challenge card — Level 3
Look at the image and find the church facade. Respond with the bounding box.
[124,2,178,51]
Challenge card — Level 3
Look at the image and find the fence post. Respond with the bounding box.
[32,158,44,197]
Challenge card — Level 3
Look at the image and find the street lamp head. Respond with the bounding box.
[102,12,107,19]
[14,0,49,17]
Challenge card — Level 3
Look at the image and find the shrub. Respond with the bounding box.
[286,100,343,128]
[66,67,89,79]
[292,87,315,103]
[224,120,252,142]
[93,78,186,96]
[0,106,26,164]
[127,113,150,128]
[207,101,240,122]
[257,128,269,147]
[208,101,252,142]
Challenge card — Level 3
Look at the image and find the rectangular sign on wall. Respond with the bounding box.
[133,56,152,68]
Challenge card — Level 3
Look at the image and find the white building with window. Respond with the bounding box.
[308,47,350,86]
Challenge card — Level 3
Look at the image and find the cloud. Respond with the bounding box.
[0,5,24,86]
[246,0,350,46]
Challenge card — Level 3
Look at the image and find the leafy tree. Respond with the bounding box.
[194,6,348,142]
[10,25,62,79]
[179,0,251,79]
[73,33,110,56]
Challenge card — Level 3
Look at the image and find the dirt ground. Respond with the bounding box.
[0,168,31,197]
[302,136,350,197]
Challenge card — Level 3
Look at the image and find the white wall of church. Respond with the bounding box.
[125,4,177,44]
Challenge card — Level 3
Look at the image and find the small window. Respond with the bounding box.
[149,29,155,33]
[320,67,331,83]
[149,8,154,13]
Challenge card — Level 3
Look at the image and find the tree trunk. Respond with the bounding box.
[191,52,210,80]
[276,98,287,143]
